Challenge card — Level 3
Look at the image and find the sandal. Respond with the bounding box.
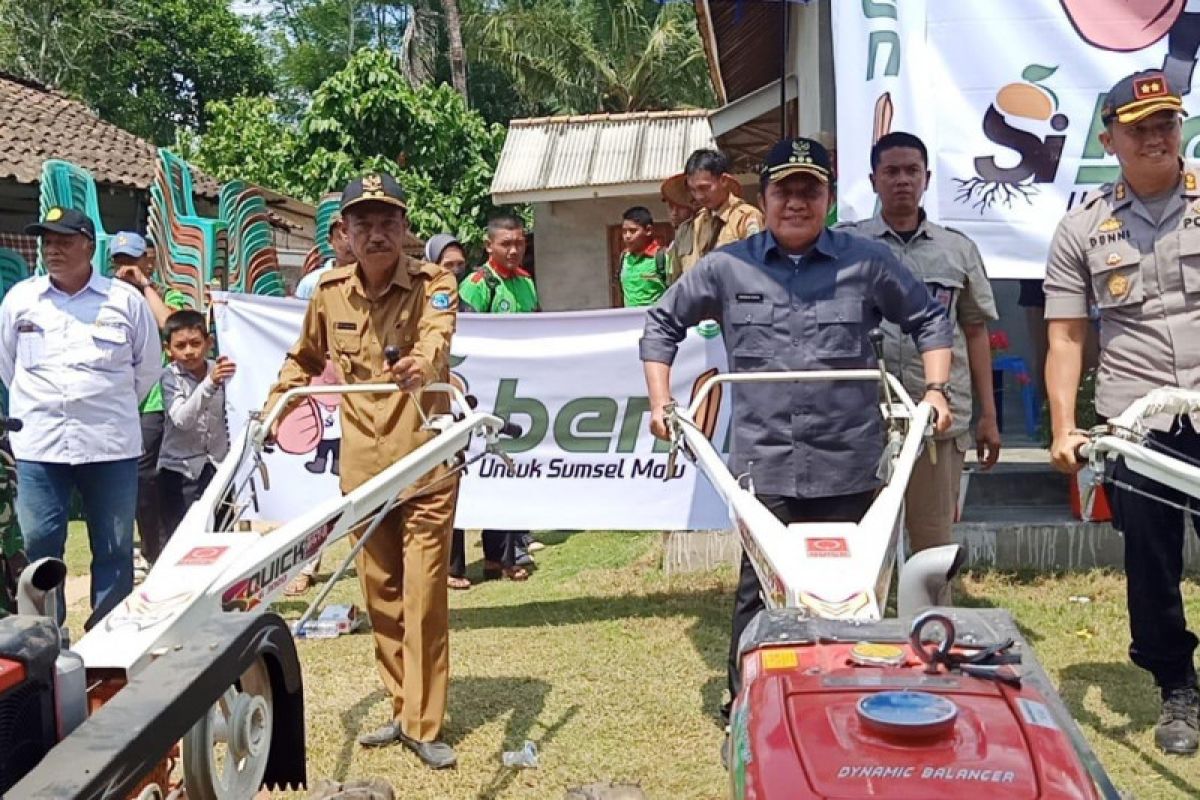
[284,573,315,596]
[448,575,472,590]
[482,561,530,581]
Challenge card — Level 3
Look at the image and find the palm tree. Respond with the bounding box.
[467,0,714,114]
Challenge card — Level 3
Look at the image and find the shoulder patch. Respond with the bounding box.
[430,290,453,310]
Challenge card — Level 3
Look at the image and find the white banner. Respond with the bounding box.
[212,293,732,530]
[833,0,1200,279]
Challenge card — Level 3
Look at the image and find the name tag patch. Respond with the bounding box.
[736,293,763,303]
[334,321,357,331]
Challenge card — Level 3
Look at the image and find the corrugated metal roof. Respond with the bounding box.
[491,110,716,202]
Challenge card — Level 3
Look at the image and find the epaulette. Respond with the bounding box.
[317,264,354,285]
[414,258,447,279]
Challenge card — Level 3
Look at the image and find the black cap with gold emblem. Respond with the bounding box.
[24,206,96,239]
[1101,69,1187,126]
[340,172,408,214]
[760,137,834,185]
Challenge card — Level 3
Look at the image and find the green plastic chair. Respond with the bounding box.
[217,179,285,297]
[0,248,31,412]
[37,159,111,274]
[156,149,227,287]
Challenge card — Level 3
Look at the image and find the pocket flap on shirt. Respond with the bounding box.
[91,325,127,345]
[1086,247,1140,274]
[731,299,771,325]
[332,320,363,353]
[815,298,863,324]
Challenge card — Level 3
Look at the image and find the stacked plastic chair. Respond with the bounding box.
[148,148,228,310]
[218,180,286,297]
[0,248,29,300]
[37,160,112,274]
[300,194,341,277]
[0,248,31,410]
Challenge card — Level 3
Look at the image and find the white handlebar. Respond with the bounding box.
[254,381,475,449]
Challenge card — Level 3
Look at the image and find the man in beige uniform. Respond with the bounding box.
[1046,70,1200,756]
[264,173,460,769]
[839,132,1001,551]
[660,172,696,285]
[674,148,764,275]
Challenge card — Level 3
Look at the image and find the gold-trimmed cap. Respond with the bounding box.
[340,172,408,213]
[1102,70,1186,125]
[760,137,833,185]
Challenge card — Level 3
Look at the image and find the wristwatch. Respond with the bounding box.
[924,382,953,402]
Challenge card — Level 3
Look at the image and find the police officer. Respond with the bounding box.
[674,148,764,276]
[264,173,460,769]
[838,132,1001,553]
[1046,69,1200,755]
[641,137,954,764]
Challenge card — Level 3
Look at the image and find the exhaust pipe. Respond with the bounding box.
[17,556,67,621]
[897,544,966,618]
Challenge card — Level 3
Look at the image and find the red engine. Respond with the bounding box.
[729,608,1119,800]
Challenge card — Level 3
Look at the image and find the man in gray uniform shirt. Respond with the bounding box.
[640,137,954,764]
[1046,69,1200,755]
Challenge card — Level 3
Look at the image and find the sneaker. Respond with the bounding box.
[1156,685,1200,755]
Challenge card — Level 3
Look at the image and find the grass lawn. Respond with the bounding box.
[60,527,1200,799]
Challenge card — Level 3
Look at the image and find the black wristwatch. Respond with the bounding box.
[924,382,953,402]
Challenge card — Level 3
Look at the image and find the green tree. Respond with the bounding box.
[293,49,506,247]
[188,50,508,250]
[175,96,298,194]
[467,0,714,114]
[0,0,273,144]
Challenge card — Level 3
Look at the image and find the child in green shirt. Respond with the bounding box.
[618,206,666,307]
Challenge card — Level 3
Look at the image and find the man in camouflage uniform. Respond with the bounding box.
[0,440,25,615]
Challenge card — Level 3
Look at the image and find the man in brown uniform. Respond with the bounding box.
[674,148,764,275]
[264,173,460,769]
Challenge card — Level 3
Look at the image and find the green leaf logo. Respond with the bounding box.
[1021,64,1058,84]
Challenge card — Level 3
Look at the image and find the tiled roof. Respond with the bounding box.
[0,72,221,197]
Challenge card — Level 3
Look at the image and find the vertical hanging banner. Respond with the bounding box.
[833,0,1200,279]
[212,293,732,530]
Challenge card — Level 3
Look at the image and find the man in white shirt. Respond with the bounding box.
[0,207,161,624]
[295,204,354,300]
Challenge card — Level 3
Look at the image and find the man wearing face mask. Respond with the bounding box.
[1046,70,1200,755]
[640,138,953,766]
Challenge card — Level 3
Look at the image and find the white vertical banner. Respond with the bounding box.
[833,0,1200,278]
[212,293,732,531]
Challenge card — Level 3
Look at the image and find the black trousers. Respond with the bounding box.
[447,530,526,576]
[159,464,217,546]
[723,490,876,722]
[481,530,523,566]
[449,528,467,578]
[1112,417,1200,693]
[136,412,167,562]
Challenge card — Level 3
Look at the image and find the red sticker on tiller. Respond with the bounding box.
[179,546,229,566]
[805,538,850,558]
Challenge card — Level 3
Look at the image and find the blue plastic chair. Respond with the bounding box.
[992,354,1039,438]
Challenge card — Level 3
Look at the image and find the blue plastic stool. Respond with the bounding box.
[992,355,1038,438]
